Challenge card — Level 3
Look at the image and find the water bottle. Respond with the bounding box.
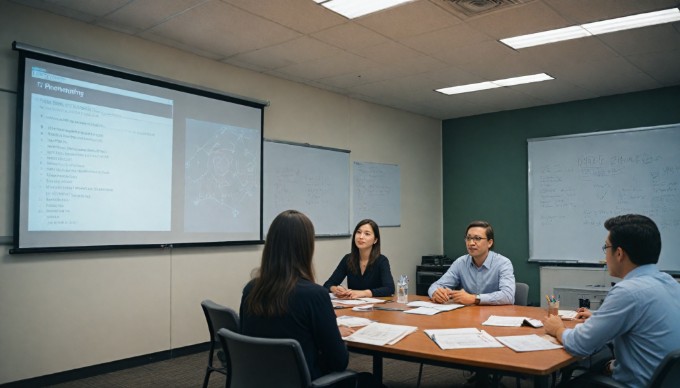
[397,275,409,304]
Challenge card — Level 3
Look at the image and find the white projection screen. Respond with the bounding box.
[11,43,266,253]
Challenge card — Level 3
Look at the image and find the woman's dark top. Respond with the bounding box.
[323,254,395,297]
[240,279,348,379]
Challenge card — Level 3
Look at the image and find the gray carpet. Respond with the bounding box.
[47,351,537,387]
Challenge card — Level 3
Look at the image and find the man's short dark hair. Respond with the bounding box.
[604,214,661,266]
[466,220,494,241]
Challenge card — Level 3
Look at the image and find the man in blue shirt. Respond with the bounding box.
[428,220,515,305]
[544,214,680,388]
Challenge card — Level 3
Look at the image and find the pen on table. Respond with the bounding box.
[430,333,441,348]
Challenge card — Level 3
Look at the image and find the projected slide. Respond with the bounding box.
[184,119,260,233]
[26,67,173,231]
[14,50,263,251]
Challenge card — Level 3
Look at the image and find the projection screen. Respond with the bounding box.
[12,43,266,253]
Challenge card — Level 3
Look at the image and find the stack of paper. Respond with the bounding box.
[558,310,577,320]
[332,297,387,306]
[343,322,417,346]
[336,315,373,327]
[424,328,504,350]
[404,301,465,315]
[482,315,543,328]
[494,334,563,352]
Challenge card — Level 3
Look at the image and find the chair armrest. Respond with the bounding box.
[579,374,627,388]
[311,370,357,387]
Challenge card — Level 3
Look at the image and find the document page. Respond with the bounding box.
[336,315,373,328]
[482,315,543,328]
[343,322,417,346]
[407,301,465,311]
[494,334,563,352]
[424,328,504,350]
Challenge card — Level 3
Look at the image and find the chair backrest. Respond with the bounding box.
[649,348,680,388]
[217,328,312,388]
[514,282,529,306]
[201,299,240,342]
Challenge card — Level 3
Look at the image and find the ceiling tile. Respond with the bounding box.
[627,49,680,85]
[144,1,300,57]
[312,22,390,50]
[227,37,346,70]
[268,52,375,80]
[101,0,207,32]
[466,0,568,39]
[545,0,680,24]
[356,0,462,39]
[596,24,680,56]
[222,0,345,34]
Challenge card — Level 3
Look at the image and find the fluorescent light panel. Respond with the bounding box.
[436,73,553,95]
[501,7,680,49]
[315,0,415,19]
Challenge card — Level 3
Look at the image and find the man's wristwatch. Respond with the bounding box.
[475,294,481,305]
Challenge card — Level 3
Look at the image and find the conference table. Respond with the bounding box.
[336,296,579,388]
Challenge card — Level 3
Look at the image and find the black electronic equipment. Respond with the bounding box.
[421,255,453,266]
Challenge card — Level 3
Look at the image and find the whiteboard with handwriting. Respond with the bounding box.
[352,162,400,227]
[528,124,680,273]
[263,140,350,236]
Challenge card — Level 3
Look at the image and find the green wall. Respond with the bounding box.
[442,86,680,306]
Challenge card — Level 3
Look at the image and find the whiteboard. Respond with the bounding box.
[528,124,680,273]
[263,140,350,236]
[352,162,400,227]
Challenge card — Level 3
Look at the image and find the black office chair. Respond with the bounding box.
[217,327,357,388]
[565,348,680,388]
[201,299,240,388]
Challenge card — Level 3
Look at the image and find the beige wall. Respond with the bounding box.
[0,1,442,384]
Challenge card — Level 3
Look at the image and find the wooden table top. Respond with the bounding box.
[336,296,579,376]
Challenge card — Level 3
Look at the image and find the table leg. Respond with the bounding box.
[534,374,551,388]
[373,355,383,385]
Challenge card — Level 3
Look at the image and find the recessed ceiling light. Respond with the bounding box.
[582,8,680,35]
[501,7,680,49]
[436,73,553,95]
[500,26,592,50]
[315,0,416,19]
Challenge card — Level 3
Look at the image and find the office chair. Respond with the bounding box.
[568,348,680,388]
[514,282,529,307]
[217,328,357,388]
[201,299,240,388]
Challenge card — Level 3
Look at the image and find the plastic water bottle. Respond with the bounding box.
[397,275,409,303]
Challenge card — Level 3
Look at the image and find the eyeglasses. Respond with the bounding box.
[602,244,613,253]
[465,236,488,243]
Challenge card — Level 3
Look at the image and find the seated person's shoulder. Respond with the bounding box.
[376,254,390,263]
[298,279,331,296]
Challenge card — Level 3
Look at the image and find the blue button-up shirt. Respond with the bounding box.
[561,264,680,388]
[427,251,515,305]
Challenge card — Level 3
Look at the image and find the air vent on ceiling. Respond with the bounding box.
[437,0,534,17]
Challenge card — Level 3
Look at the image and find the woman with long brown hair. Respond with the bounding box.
[240,210,351,379]
[324,219,395,299]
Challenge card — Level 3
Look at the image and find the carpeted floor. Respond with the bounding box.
[47,351,538,387]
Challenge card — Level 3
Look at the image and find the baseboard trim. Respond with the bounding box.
[0,342,210,388]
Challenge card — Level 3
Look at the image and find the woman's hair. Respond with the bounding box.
[244,210,315,317]
[605,214,661,266]
[348,219,381,275]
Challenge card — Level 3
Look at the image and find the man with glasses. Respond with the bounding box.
[428,220,515,305]
[543,214,680,388]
